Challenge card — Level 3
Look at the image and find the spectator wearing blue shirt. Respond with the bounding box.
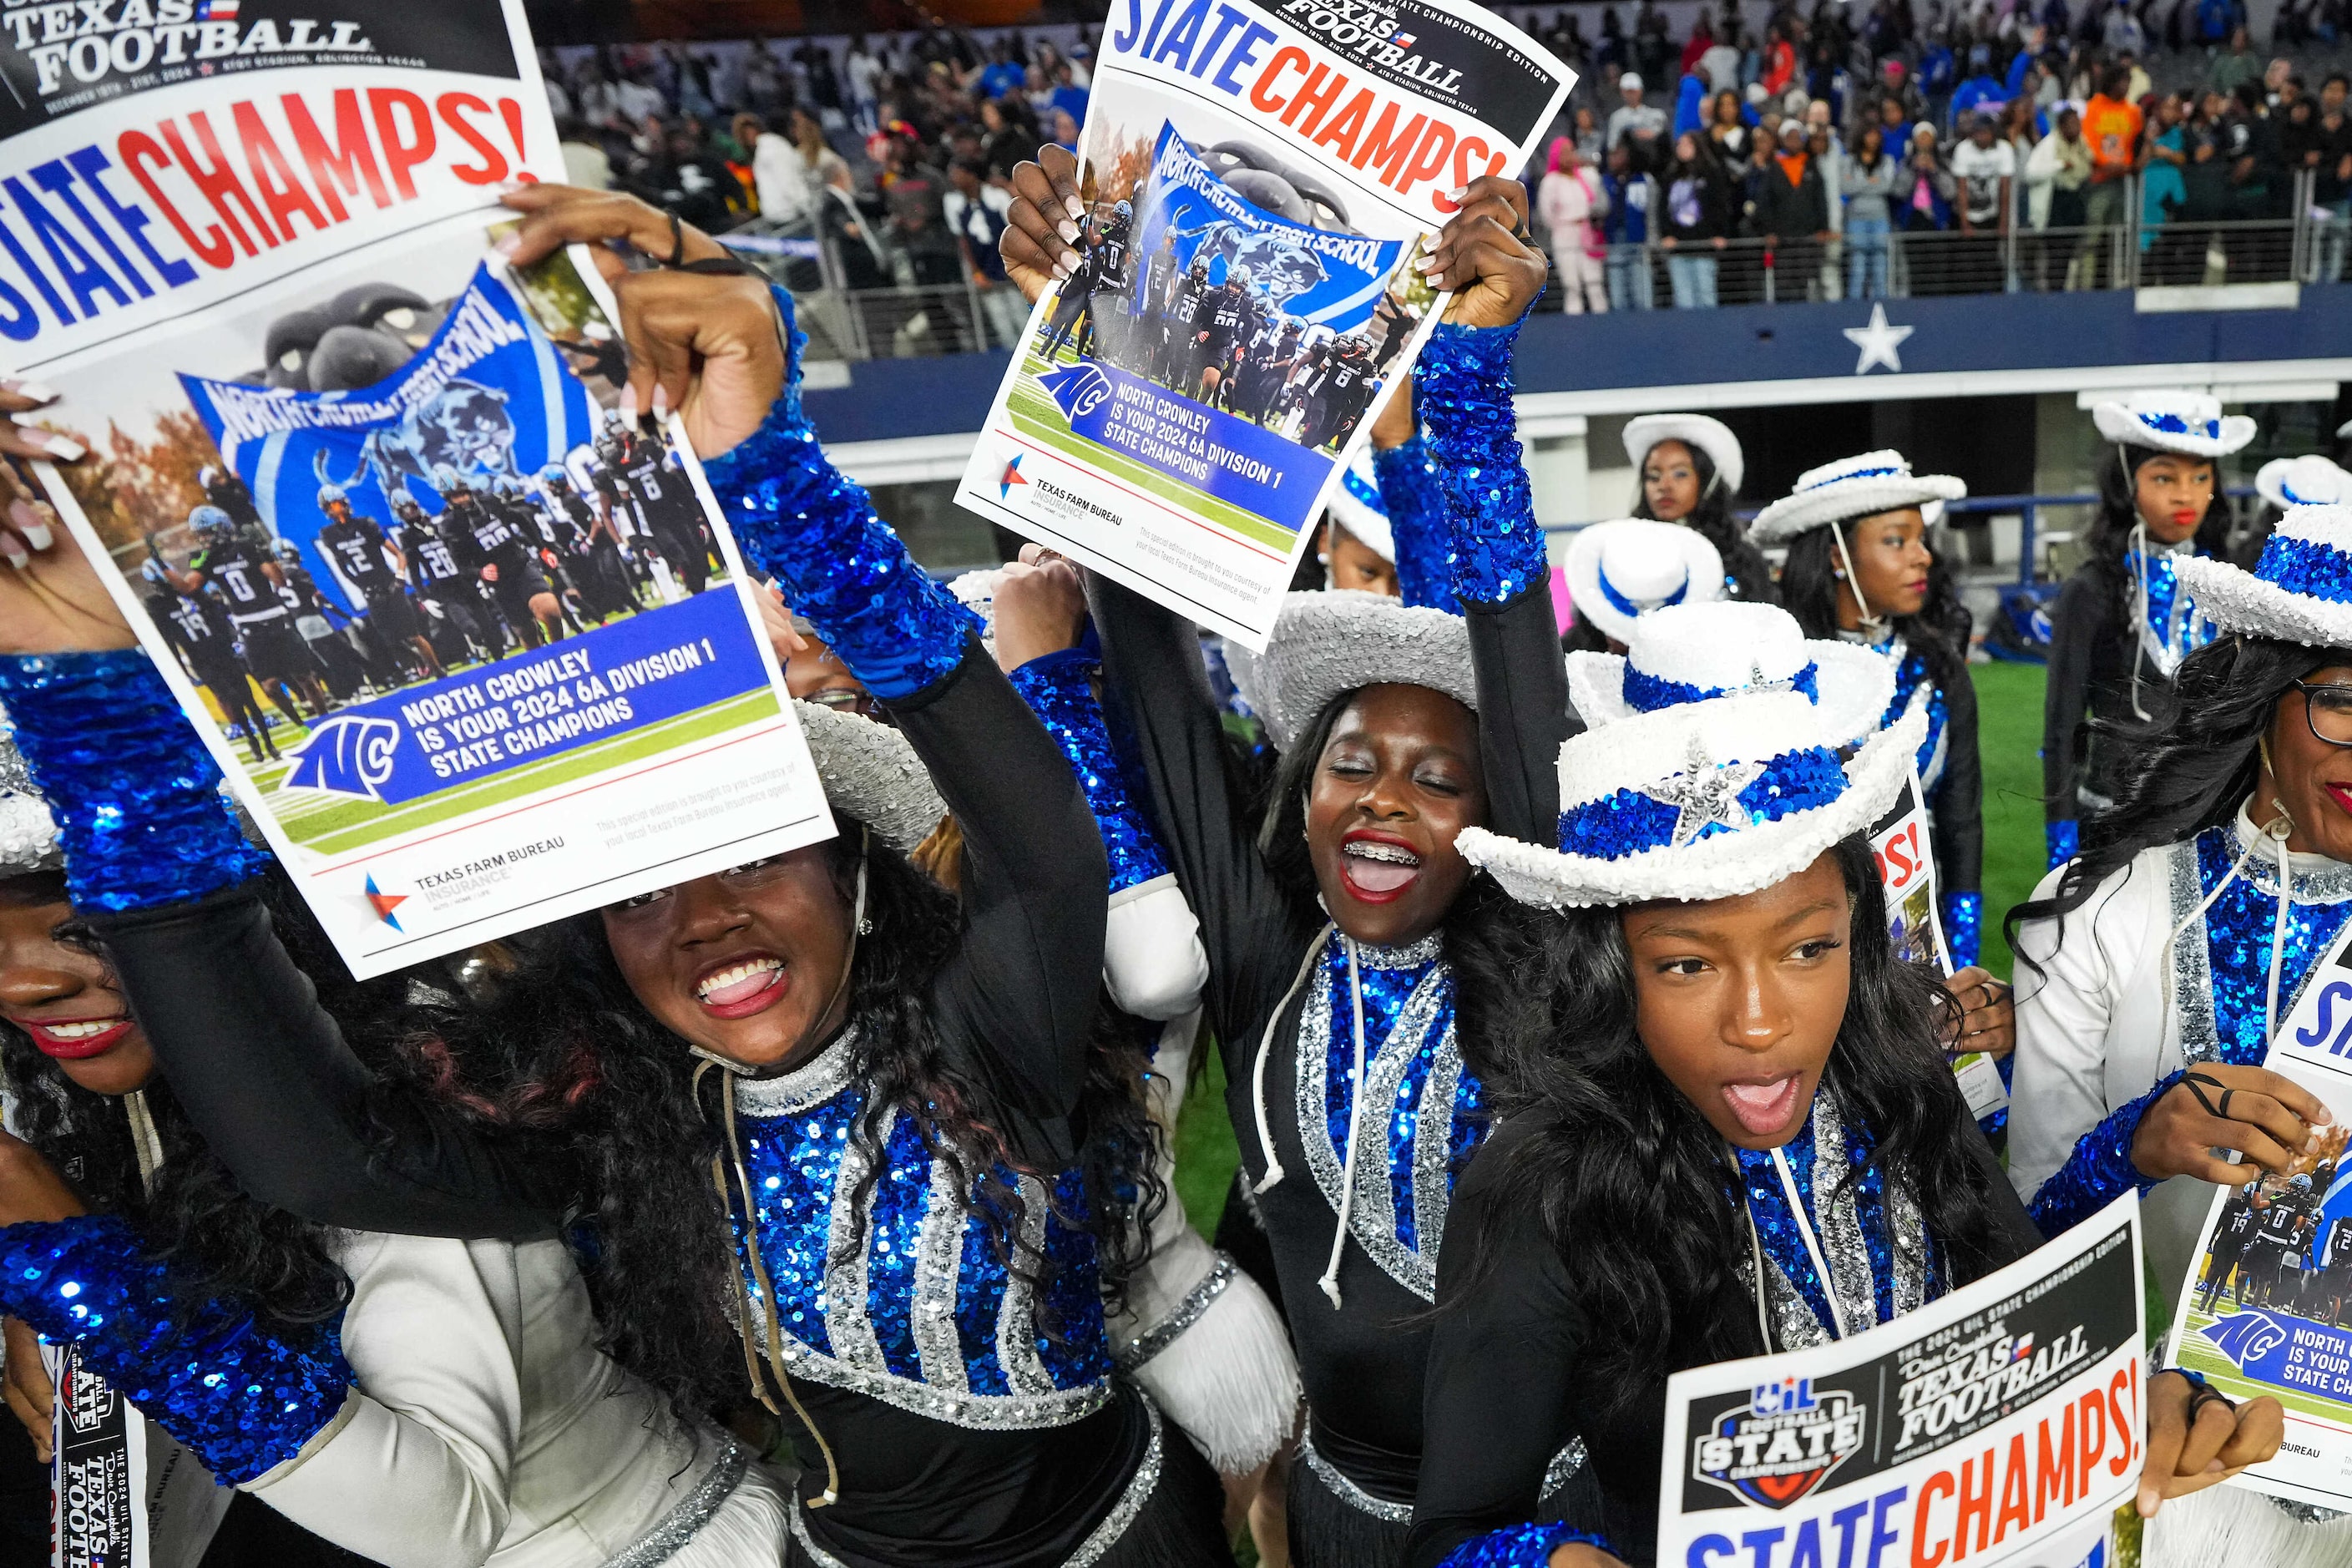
[1600,141,1658,308]
[1950,73,2007,124]
[976,43,1026,100]
[1049,63,1089,129]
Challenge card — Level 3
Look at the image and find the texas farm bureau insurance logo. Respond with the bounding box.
[1692,1376,1866,1509]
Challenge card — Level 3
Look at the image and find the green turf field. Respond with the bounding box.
[250,689,781,856]
[1170,660,2055,1237]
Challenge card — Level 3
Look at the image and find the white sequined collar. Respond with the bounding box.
[2230,803,2352,903]
[1351,928,1444,970]
[731,1026,860,1116]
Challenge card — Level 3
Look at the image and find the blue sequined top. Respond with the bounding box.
[1295,928,1486,1302]
[1730,1090,1940,1349]
[2125,543,2218,680]
[1007,649,1170,896]
[724,1034,1113,1429]
[701,287,980,701]
[1373,434,1462,615]
[0,1214,349,1485]
[2027,817,2352,1237]
[1417,323,1545,609]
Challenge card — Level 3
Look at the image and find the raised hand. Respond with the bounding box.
[2132,1064,2334,1186]
[1002,144,1086,307]
[1424,175,1549,330]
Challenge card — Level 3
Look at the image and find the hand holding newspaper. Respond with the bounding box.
[956,0,1575,647]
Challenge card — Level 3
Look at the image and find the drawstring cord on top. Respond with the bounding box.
[1248,925,1332,1196]
[124,1089,164,1196]
[1316,938,1373,1310]
[1736,1139,1852,1345]
[686,827,871,1509]
[1828,526,1887,641]
[2127,514,2156,721]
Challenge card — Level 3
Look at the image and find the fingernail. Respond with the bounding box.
[618,386,638,424]
[1060,249,1081,273]
[5,379,56,402]
[1064,194,1084,220]
[0,538,25,569]
[2137,1485,2157,1518]
[651,383,670,417]
[1057,220,1080,244]
[19,424,82,461]
[1052,261,1070,281]
[493,232,523,257]
[1445,185,1468,200]
[497,179,529,195]
[16,517,49,551]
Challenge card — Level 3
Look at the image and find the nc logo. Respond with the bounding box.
[2199,1310,2291,1368]
[1039,362,1113,422]
[283,716,402,801]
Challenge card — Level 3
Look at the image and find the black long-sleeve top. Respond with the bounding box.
[1404,1115,2044,1568]
[2041,557,2138,827]
[1089,570,1574,1505]
[1925,645,1984,900]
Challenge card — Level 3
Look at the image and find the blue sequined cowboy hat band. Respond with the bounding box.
[1562,518,1725,647]
[1748,449,1969,548]
[2174,503,2352,651]
[2091,391,2257,459]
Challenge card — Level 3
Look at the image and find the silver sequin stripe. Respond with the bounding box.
[603,1439,752,1568]
[2168,839,2223,1065]
[1539,1439,1589,1507]
[745,1309,1115,1430]
[1112,1256,1237,1372]
[787,1398,1166,1568]
[1297,1427,1412,1524]
[731,1033,860,1115]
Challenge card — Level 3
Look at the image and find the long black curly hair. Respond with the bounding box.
[390,814,1162,1421]
[1442,837,2021,1400]
[1255,685,1537,1086]
[1629,439,1776,605]
[2006,634,2335,968]
[0,865,412,1334]
[1778,513,1970,696]
[2087,442,2236,566]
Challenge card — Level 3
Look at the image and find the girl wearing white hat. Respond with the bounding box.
[2008,502,2352,1565]
[1559,517,1726,653]
[2044,389,2254,872]
[1404,600,2279,1568]
[2242,452,2351,573]
[1090,180,1572,1568]
[1621,412,1776,603]
[1750,452,1985,969]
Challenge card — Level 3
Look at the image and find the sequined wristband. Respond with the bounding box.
[1941,890,1982,970]
[1437,1521,1612,1568]
[0,1214,349,1485]
[701,394,978,701]
[1372,435,1459,614]
[2046,819,2080,870]
[1008,648,1171,894]
[1417,322,1543,607]
[2026,1070,2182,1238]
[0,650,268,913]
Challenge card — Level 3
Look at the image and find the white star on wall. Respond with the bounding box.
[1842,303,1914,375]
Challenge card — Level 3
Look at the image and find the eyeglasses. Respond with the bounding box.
[2290,681,2352,746]
[802,686,889,721]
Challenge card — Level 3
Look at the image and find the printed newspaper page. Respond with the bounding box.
[1659,1194,2144,1568]
[953,0,1573,647]
[2164,917,2352,1510]
[1869,772,2007,1120]
[0,0,832,979]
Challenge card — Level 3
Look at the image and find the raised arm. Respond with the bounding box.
[703,357,1108,1120]
[0,651,567,1240]
[1372,417,1461,615]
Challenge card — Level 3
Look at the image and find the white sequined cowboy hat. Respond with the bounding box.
[795,700,947,853]
[1317,448,1395,563]
[2174,503,2352,650]
[2255,455,2351,513]
[0,708,61,876]
[1457,602,1920,908]
[1748,451,1968,549]
[1562,518,1724,647]
[2091,389,2256,459]
[1226,590,1475,751]
[1622,412,1745,498]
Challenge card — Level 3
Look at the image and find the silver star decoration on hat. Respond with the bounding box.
[1744,660,1796,697]
[1644,736,1766,847]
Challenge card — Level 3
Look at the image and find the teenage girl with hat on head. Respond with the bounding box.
[1404,598,2286,1568]
[2043,389,2253,871]
[1007,143,1581,1567]
[1621,413,1776,604]
[1559,518,1724,654]
[2009,502,2352,1565]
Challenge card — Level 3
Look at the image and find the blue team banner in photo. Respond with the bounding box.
[1130,121,1407,331]
[177,263,594,612]
[1038,357,1328,526]
[281,589,769,807]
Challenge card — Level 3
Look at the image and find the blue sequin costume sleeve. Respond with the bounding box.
[1373,434,1461,614]
[1942,889,1982,969]
[1416,322,1545,608]
[1007,648,1171,895]
[0,650,268,912]
[2026,1070,2183,1237]
[2048,819,2080,871]
[1435,1522,1612,1568]
[701,286,979,701]
[0,1214,348,1485]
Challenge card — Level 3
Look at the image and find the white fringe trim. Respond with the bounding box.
[2147,1483,2352,1568]
[1126,1268,1302,1478]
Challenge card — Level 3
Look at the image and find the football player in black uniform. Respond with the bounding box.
[1137,230,1182,384]
[272,541,370,701]
[599,422,711,597]
[2249,1184,2309,1308]
[493,477,586,635]
[2198,1186,2265,1314]
[541,463,634,620]
[1039,198,1131,364]
[1166,257,1211,392]
[172,504,331,729]
[197,463,266,537]
[2325,1206,2352,1327]
[316,483,442,683]
[1191,266,1252,406]
[390,494,498,665]
[434,466,565,648]
[142,558,280,764]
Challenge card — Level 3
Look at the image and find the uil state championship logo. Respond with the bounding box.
[1692,1377,1867,1508]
